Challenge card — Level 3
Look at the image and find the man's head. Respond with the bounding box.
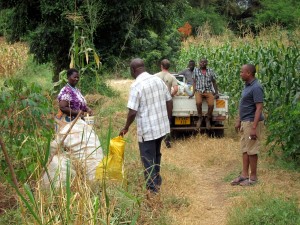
[188,60,195,71]
[199,58,208,69]
[130,58,145,79]
[161,59,170,70]
[240,64,256,82]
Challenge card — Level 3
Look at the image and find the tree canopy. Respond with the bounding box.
[0,0,299,78]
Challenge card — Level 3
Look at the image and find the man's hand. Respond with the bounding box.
[214,93,220,99]
[119,128,128,137]
[235,120,241,133]
[249,127,257,140]
[189,93,195,99]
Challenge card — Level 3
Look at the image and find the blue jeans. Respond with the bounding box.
[138,137,163,192]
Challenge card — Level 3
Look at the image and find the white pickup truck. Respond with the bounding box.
[170,75,229,137]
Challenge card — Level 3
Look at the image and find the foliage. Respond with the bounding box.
[177,30,300,162]
[181,6,227,35]
[0,8,13,36]
[266,101,300,162]
[255,0,300,30]
[0,78,54,182]
[0,0,186,79]
[227,191,300,225]
[0,38,29,78]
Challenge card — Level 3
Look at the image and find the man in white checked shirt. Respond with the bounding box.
[119,58,173,194]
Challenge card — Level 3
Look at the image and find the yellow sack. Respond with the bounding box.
[95,136,125,181]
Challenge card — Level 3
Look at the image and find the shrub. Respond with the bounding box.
[0,78,54,181]
[266,101,300,163]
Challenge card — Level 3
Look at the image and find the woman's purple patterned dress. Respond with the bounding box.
[58,84,88,112]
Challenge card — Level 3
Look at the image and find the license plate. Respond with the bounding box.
[175,117,190,125]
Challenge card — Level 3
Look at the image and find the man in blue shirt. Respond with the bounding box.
[231,64,264,186]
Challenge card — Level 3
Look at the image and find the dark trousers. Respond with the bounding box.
[138,137,163,193]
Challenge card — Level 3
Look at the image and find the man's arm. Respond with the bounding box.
[249,102,263,139]
[235,115,241,133]
[119,109,137,136]
[212,79,219,99]
[171,85,178,97]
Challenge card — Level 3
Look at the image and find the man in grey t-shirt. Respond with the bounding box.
[178,60,195,96]
[231,64,264,186]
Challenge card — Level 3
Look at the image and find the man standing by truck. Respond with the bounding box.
[154,59,178,148]
[178,60,195,96]
[190,58,219,129]
[231,64,264,186]
[119,58,172,194]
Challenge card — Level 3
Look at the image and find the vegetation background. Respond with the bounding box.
[0,0,299,224]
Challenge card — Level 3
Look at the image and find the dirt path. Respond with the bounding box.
[161,136,241,225]
[109,79,300,225]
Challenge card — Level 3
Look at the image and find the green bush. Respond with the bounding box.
[0,78,54,181]
[227,192,300,225]
[0,9,13,36]
[182,7,227,35]
[266,101,300,163]
[255,0,300,29]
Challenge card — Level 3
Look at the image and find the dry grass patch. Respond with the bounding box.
[99,79,300,225]
[0,37,28,77]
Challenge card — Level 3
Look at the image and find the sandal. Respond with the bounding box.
[230,176,248,186]
[239,179,257,186]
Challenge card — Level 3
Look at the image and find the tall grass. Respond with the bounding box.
[0,37,28,78]
[227,190,300,225]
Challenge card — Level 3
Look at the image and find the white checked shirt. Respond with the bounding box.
[127,72,172,142]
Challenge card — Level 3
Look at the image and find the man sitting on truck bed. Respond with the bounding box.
[178,60,195,96]
[190,58,219,129]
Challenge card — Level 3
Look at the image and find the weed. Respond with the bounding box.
[227,191,300,225]
[164,195,190,209]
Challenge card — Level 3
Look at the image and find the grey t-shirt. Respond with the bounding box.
[239,79,264,122]
[178,68,194,85]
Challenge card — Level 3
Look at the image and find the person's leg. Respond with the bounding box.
[204,92,214,129]
[242,153,250,177]
[155,137,163,186]
[249,154,258,181]
[195,92,203,127]
[138,140,159,192]
[231,122,249,185]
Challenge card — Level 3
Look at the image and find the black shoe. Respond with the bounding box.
[165,140,171,148]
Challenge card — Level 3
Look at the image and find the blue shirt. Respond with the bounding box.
[239,79,264,122]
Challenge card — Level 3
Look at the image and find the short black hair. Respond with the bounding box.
[246,64,256,76]
[161,59,170,70]
[189,60,195,64]
[67,68,78,78]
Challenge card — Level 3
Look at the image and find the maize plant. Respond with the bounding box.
[0,38,28,78]
[177,36,300,161]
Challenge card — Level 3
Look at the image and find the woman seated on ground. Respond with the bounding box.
[57,68,92,121]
